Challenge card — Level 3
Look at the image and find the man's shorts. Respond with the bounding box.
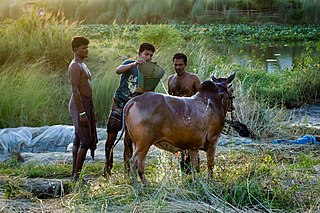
[106,99,123,133]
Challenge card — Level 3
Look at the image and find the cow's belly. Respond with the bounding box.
[154,141,180,153]
[154,135,205,153]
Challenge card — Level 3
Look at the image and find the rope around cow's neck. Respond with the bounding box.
[225,93,235,135]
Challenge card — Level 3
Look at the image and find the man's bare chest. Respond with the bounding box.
[170,80,195,96]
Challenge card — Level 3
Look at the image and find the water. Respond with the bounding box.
[209,41,319,72]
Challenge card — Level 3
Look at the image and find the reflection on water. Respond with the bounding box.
[264,44,295,72]
[210,42,318,72]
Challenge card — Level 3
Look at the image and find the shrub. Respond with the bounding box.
[0,61,70,127]
[137,24,183,49]
[0,12,75,71]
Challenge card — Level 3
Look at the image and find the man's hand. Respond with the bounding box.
[135,58,146,65]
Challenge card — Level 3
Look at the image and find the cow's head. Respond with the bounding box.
[211,73,235,112]
[198,80,218,93]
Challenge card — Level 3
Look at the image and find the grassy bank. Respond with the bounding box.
[2,0,320,25]
[1,144,319,212]
[1,15,319,134]
[1,13,320,213]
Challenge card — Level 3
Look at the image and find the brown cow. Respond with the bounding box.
[123,73,235,185]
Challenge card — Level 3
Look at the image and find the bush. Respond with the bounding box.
[0,12,75,71]
[0,61,70,128]
[137,24,183,49]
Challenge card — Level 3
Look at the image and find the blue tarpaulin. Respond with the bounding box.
[272,135,320,145]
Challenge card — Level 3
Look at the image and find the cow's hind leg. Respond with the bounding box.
[130,145,151,186]
[123,130,133,177]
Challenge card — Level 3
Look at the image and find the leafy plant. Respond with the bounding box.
[137,24,183,49]
[0,12,75,71]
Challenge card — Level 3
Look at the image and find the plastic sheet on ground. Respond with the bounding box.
[0,125,107,157]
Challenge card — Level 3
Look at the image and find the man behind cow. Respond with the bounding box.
[68,36,98,181]
[168,53,201,175]
[104,43,156,177]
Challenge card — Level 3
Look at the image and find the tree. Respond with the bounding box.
[300,0,320,23]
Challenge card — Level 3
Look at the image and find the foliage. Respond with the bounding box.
[0,19,319,131]
[137,24,183,49]
[0,61,71,128]
[1,0,319,24]
[175,24,320,42]
[235,67,320,108]
[78,24,320,43]
[0,11,75,71]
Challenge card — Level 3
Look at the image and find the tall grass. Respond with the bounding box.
[0,61,70,128]
[89,42,126,126]
[0,12,78,128]
[235,66,320,108]
[0,17,319,137]
[137,24,183,50]
[2,0,318,24]
[0,11,75,71]
[231,78,289,138]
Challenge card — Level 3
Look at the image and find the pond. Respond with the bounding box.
[209,41,319,72]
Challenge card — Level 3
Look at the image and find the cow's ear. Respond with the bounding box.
[211,75,218,82]
[226,73,236,83]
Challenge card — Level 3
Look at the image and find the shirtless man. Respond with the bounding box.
[168,53,201,175]
[68,36,98,181]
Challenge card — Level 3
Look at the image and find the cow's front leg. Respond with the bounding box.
[206,138,218,179]
[189,149,199,174]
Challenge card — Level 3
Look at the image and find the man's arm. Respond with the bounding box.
[116,62,136,74]
[69,63,88,126]
[70,63,84,112]
[192,75,201,92]
[115,58,147,74]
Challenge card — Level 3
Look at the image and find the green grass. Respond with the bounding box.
[0,15,320,211]
[0,61,71,127]
[1,0,319,25]
[0,146,319,212]
[0,12,75,70]
[1,16,319,136]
